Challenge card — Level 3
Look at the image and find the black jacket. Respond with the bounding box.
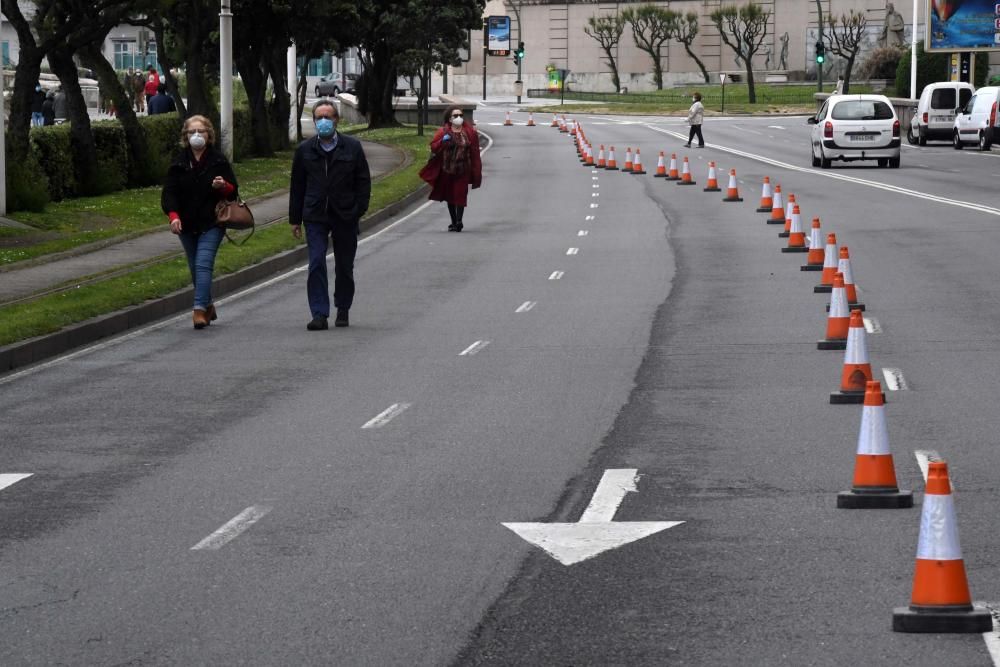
[148,93,176,115]
[41,98,55,125]
[161,146,239,234]
[289,134,371,229]
[30,89,45,114]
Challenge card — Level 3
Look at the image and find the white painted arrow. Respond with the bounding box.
[503,469,683,566]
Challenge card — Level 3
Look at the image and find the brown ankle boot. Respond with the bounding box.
[193,309,209,329]
[205,304,217,323]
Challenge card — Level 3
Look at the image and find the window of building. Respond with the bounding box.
[113,41,135,70]
[2,42,10,67]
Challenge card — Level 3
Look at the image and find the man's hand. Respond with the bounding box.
[292,224,302,239]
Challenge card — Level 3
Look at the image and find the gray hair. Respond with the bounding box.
[312,99,339,120]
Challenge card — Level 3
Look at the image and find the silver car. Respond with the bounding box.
[808,94,901,169]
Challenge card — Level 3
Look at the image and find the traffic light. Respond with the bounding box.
[815,40,826,65]
[516,42,525,60]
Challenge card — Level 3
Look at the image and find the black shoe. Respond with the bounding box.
[455,222,463,232]
[307,316,328,331]
[697,144,705,148]
[335,309,349,327]
[447,223,458,232]
[683,143,691,148]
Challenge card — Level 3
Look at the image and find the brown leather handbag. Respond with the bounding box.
[215,198,255,245]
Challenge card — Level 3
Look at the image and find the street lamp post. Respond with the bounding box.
[219,0,234,161]
[0,16,7,217]
[910,0,918,98]
[287,41,298,142]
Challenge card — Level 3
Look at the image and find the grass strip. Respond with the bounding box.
[0,126,431,347]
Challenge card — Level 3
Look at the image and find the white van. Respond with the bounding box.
[952,86,1000,151]
[908,81,973,145]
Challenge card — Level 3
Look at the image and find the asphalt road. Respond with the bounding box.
[1,106,999,666]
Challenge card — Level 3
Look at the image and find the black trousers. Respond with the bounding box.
[688,124,704,146]
[446,203,465,223]
[305,221,358,317]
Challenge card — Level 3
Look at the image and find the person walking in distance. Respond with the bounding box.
[685,92,705,148]
[427,106,482,231]
[144,66,160,108]
[161,115,240,329]
[289,100,371,330]
[30,83,46,127]
[133,71,145,113]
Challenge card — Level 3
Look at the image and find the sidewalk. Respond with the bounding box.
[0,140,406,306]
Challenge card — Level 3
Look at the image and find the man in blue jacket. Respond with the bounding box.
[289,100,371,330]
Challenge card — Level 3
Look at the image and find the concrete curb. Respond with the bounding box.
[0,184,430,375]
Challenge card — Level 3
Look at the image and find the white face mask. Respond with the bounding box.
[450,116,464,128]
[189,132,207,150]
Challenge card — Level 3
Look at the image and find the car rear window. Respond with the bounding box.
[930,88,956,109]
[959,89,973,107]
[831,100,895,120]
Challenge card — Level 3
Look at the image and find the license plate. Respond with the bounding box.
[850,134,876,142]
[933,115,951,122]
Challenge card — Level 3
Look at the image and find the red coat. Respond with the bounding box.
[144,70,160,97]
[427,123,482,206]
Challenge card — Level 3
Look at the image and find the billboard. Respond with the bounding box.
[486,16,511,56]
[927,0,1000,51]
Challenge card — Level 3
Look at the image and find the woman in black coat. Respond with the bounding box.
[161,115,239,329]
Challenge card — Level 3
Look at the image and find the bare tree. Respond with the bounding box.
[710,2,771,103]
[826,10,868,93]
[584,14,626,93]
[669,12,709,84]
[622,5,674,90]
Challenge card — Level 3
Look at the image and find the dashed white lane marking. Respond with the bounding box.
[590,203,599,209]
[882,367,908,391]
[592,176,599,180]
[585,215,595,221]
[361,403,412,429]
[191,505,273,550]
[578,230,589,236]
[863,317,882,334]
[0,474,32,492]
[515,301,537,313]
[593,184,600,188]
[549,271,564,280]
[567,248,579,255]
[459,340,490,356]
[767,125,786,130]
[592,192,599,197]
[591,170,599,173]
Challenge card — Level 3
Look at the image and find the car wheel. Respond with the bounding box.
[907,124,918,145]
[979,131,992,151]
[811,144,820,167]
[820,153,831,169]
[333,86,340,97]
[953,131,963,149]
[877,158,888,167]
[889,156,900,168]
[314,87,321,97]
[918,128,927,146]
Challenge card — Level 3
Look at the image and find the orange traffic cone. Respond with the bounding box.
[676,157,696,185]
[585,143,595,167]
[631,148,646,174]
[559,115,568,132]
[767,185,785,224]
[527,112,536,127]
[778,193,796,238]
[819,273,850,350]
[623,147,634,173]
[722,169,742,201]
[666,153,680,180]
[830,311,878,404]
[801,218,824,272]
[815,233,839,293]
[605,146,619,171]
[892,460,991,632]
[569,119,577,136]
[654,151,668,177]
[504,111,513,127]
[596,145,607,169]
[550,113,559,127]
[703,162,721,192]
[781,204,807,253]
[837,247,865,311]
[756,177,774,212]
[837,380,912,507]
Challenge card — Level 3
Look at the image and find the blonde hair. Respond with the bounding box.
[180,115,216,148]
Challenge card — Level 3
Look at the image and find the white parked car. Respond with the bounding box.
[952,85,1000,151]
[909,81,973,145]
[808,94,901,168]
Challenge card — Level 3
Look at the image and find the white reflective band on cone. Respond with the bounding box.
[790,212,802,234]
[838,258,854,285]
[808,227,821,249]
[823,243,838,268]
[844,327,869,364]
[916,494,963,561]
[856,404,890,456]
[773,191,783,209]
[829,287,849,317]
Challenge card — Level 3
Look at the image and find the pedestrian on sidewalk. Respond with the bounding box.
[147,84,176,115]
[684,92,705,148]
[289,100,371,331]
[30,84,45,127]
[422,106,482,232]
[41,90,56,126]
[161,115,240,330]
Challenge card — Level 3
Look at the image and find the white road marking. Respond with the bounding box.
[737,126,764,136]
[648,126,1000,217]
[567,248,579,255]
[191,505,273,550]
[585,215,595,221]
[459,340,490,356]
[591,170,599,173]
[979,602,1000,666]
[914,450,941,483]
[592,193,599,197]
[767,125,786,130]
[590,203,599,208]
[882,368,908,391]
[549,271,564,280]
[863,317,882,334]
[578,230,589,236]
[593,184,600,188]
[0,474,32,492]
[592,176,599,180]
[515,301,537,313]
[361,402,412,428]
[579,469,639,522]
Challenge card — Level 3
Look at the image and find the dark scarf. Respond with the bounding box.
[442,126,470,175]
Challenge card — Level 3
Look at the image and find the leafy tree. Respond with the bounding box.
[825,10,867,93]
[622,5,674,90]
[155,0,220,119]
[668,12,709,84]
[710,2,770,103]
[583,14,626,93]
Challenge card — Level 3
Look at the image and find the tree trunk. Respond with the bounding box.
[151,20,187,117]
[235,51,274,157]
[183,9,217,119]
[365,42,399,129]
[78,43,155,187]
[685,44,711,83]
[6,47,44,161]
[745,61,757,103]
[651,50,663,89]
[48,45,101,195]
[265,48,291,151]
[843,54,855,93]
[603,48,621,92]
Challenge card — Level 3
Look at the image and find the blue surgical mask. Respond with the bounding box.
[35,86,42,92]
[315,117,336,138]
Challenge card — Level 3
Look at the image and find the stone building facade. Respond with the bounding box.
[450,0,1000,95]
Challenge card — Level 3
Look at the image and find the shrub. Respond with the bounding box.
[138,113,184,184]
[232,107,255,162]
[861,47,905,81]
[29,126,75,201]
[896,44,989,97]
[5,146,50,213]
[92,123,129,194]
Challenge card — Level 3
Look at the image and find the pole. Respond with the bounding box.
[482,19,487,101]
[219,0,234,161]
[910,0,918,98]
[516,58,522,104]
[721,80,725,114]
[0,52,6,216]
[287,41,298,142]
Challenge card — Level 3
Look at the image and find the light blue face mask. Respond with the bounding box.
[315,117,336,138]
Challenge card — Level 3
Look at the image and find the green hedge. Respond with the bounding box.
[896,44,988,98]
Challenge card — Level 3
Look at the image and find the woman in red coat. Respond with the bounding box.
[428,106,482,232]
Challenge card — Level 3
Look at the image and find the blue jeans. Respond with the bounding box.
[179,227,224,310]
[305,221,358,318]
[31,112,44,127]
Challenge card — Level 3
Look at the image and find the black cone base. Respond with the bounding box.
[723,196,744,202]
[818,338,847,350]
[892,606,992,633]
[766,218,784,225]
[757,206,772,212]
[654,173,667,178]
[631,170,647,175]
[781,247,808,253]
[605,166,619,171]
[838,489,913,509]
[814,284,833,293]
[667,176,680,181]
[801,264,823,271]
[827,302,866,312]
[829,390,885,404]
[778,231,790,238]
[677,180,697,185]
[704,186,721,192]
